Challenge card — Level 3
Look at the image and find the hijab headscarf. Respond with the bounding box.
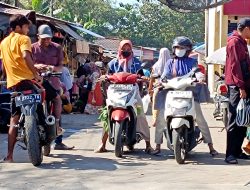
[152,48,171,76]
[117,40,133,72]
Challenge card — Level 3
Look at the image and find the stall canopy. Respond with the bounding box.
[70,24,105,39]
[55,23,84,41]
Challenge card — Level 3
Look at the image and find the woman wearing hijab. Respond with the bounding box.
[153,36,218,156]
[95,40,154,154]
[149,48,171,127]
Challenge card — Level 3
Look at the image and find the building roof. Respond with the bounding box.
[94,38,121,51]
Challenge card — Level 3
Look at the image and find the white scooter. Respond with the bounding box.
[158,68,201,164]
[105,72,143,158]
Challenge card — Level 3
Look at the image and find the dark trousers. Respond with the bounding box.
[79,88,90,113]
[226,86,247,158]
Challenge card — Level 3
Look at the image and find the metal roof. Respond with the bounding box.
[54,23,85,41]
[70,24,105,39]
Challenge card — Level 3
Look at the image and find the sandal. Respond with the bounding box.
[210,149,219,157]
[151,149,161,155]
[0,157,13,163]
[95,146,108,153]
[145,147,154,154]
[225,155,238,164]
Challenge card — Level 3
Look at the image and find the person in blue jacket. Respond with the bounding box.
[153,36,218,156]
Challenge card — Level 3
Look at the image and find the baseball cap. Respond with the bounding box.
[238,17,250,29]
[38,24,53,38]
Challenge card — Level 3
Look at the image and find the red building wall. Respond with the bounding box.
[224,0,250,15]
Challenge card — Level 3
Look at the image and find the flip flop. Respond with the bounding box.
[95,147,108,153]
[0,157,13,163]
[210,150,219,157]
[151,149,161,155]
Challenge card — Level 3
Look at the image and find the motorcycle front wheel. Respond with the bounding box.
[25,115,43,166]
[172,128,186,164]
[114,121,125,158]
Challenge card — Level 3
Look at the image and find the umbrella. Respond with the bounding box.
[205,45,250,65]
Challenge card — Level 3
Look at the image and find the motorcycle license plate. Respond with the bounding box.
[168,91,192,98]
[110,84,133,91]
[15,94,41,107]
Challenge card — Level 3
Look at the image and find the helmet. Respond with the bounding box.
[236,99,250,126]
[141,62,153,70]
[172,36,193,51]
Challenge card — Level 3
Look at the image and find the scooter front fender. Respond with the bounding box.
[111,109,130,121]
[171,118,190,129]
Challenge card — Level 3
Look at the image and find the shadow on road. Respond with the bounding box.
[40,153,148,170]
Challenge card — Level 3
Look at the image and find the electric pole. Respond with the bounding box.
[50,0,54,17]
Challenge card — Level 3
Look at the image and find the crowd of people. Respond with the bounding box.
[0,14,250,164]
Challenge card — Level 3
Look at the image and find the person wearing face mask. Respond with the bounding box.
[95,40,154,154]
[155,36,218,156]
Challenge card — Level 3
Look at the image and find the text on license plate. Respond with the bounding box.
[168,91,192,98]
[110,84,133,91]
[15,94,41,106]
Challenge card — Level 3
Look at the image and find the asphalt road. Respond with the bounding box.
[0,104,250,190]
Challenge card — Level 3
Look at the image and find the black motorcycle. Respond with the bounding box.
[12,72,60,166]
[0,81,11,134]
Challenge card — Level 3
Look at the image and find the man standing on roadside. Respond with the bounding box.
[0,14,42,162]
[225,18,250,164]
[32,24,74,150]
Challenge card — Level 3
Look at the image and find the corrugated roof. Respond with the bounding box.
[0,7,34,16]
[70,24,105,39]
[95,38,121,51]
[55,23,85,41]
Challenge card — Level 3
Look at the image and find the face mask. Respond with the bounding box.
[175,49,186,57]
[122,51,132,58]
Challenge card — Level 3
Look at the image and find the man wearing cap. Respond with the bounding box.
[32,24,74,150]
[225,17,250,164]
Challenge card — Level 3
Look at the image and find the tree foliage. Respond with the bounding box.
[19,0,205,49]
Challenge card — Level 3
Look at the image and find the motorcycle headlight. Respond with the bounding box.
[171,107,187,116]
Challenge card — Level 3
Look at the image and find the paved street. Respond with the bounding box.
[0,104,250,190]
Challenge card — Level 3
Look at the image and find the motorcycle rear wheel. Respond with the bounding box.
[114,121,124,158]
[172,128,186,164]
[25,116,43,166]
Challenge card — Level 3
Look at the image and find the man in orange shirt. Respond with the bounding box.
[0,14,41,162]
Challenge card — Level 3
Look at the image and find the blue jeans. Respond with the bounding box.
[55,135,63,144]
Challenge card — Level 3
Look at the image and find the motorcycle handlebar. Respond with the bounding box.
[41,71,62,77]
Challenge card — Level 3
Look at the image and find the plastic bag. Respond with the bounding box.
[236,99,250,127]
[142,94,151,114]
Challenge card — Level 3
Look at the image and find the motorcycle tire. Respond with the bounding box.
[43,144,51,156]
[25,115,43,166]
[172,128,186,164]
[222,108,228,128]
[114,121,124,158]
